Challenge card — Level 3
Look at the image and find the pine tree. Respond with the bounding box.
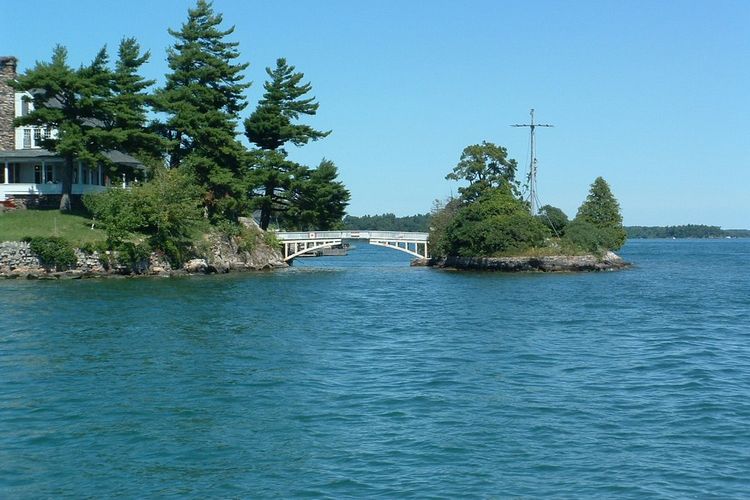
[282,159,350,230]
[12,45,113,212]
[154,0,250,221]
[106,38,164,166]
[244,58,331,229]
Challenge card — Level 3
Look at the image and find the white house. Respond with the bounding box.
[0,55,144,206]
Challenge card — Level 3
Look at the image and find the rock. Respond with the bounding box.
[183,258,209,274]
[430,253,630,272]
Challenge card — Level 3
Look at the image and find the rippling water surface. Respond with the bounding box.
[1,240,749,498]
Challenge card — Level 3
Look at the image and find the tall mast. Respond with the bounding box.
[511,109,553,215]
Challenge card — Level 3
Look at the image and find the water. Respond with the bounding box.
[1,240,749,498]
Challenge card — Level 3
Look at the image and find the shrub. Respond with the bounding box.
[444,186,550,257]
[26,236,78,270]
[84,168,203,265]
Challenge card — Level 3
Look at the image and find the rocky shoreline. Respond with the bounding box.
[413,251,630,272]
[0,219,287,280]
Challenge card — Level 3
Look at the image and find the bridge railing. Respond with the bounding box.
[274,230,429,242]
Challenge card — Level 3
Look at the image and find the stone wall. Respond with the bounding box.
[0,56,17,151]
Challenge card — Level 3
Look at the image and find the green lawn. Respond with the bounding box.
[0,209,107,245]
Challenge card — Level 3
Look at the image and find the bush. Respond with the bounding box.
[562,220,626,255]
[536,205,569,236]
[25,236,78,270]
[443,186,550,257]
[84,168,203,265]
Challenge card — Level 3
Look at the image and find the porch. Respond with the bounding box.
[0,150,143,201]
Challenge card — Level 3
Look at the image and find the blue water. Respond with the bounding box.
[1,240,749,498]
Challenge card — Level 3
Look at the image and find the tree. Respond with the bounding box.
[153,0,250,221]
[11,45,113,211]
[570,176,626,250]
[536,205,569,235]
[443,185,549,257]
[281,159,350,230]
[244,58,331,229]
[106,38,164,167]
[446,141,520,202]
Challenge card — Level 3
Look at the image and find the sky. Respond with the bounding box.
[3,0,749,227]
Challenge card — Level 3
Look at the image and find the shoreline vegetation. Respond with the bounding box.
[420,141,630,272]
[5,0,349,276]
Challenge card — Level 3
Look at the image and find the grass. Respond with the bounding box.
[0,209,107,245]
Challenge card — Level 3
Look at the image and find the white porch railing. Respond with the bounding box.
[0,183,107,200]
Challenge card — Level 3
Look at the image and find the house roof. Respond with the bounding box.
[0,149,146,169]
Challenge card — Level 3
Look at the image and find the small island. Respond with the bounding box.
[419,141,630,272]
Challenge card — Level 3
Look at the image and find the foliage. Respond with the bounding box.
[244,58,331,229]
[446,141,520,202]
[443,186,549,257]
[562,220,612,255]
[84,169,203,264]
[343,213,432,232]
[153,0,250,222]
[11,46,114,211]
[569,177,626,250]
[11,40,162,211]
[427,198,461,258]
[281,159,350,230]
[24,236,77,270]
[625,225,733,239]
[244,58,330,150]
[105,38,165,164]
[83,187,146,245]
[536,205,569,236]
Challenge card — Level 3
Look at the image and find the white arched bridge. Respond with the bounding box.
[275,230,430,262]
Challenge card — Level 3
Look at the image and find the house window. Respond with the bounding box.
[43,127,51,139]
[45,165,54,183]
[21,99,30,117]
[34,165,42,184]
[34,128,42,147]
[23,129,31,149]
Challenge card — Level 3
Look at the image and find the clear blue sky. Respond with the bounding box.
[4,0,749,227]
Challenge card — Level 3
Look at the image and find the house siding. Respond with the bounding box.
[0,56,17,151]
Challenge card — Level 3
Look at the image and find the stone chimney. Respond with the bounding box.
[0,56,18,151]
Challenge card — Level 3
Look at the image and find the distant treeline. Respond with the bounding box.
[344,216,750,239]
[343,213,431,232]
[626,225,750,239]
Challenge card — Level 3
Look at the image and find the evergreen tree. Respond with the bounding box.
[244,58,331,229]
[154,0,250,221]
[570,176,626,250]
[106,38,164,166]
[12,45,114,212]
[282,159,350,230]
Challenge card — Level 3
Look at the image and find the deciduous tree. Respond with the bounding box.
[446,141,520,202]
